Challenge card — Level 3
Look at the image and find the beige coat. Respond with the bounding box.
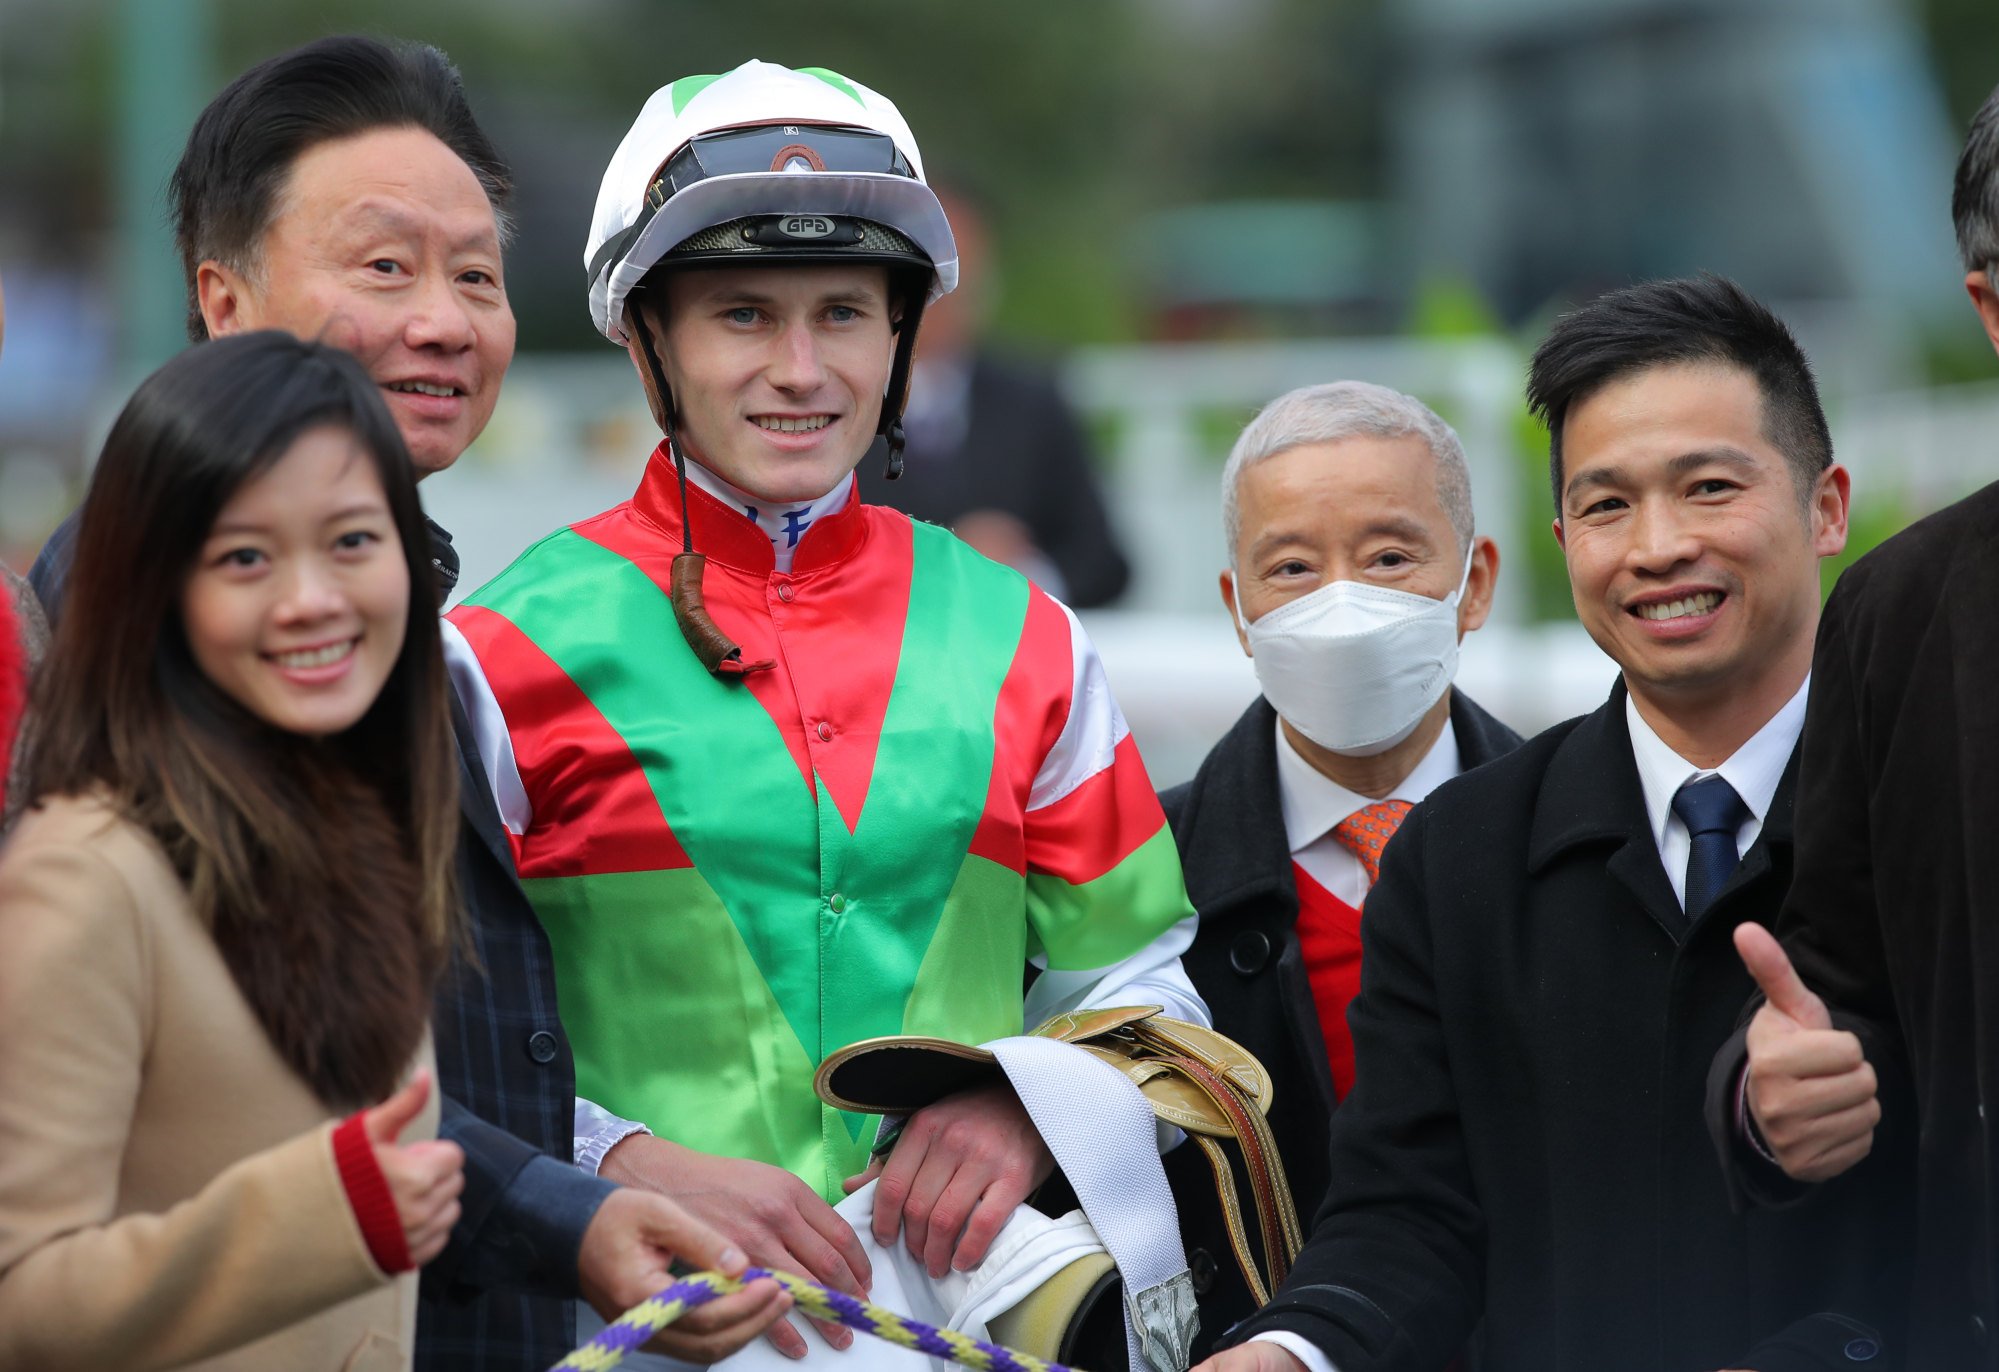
[0,793,437,1370]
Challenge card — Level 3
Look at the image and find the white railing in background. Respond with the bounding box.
[423,347,1999,785]
[1835,378,1999,513]
[428,339,1534,619]
[1063,337,1529,619]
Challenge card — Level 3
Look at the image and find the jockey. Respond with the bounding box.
[443,59,1206,1361]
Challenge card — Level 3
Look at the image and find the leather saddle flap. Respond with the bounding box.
[814,1007,1161,1116]
[814,1006,1275,1138]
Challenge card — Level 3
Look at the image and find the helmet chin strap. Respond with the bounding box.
[624,270,927,669]
[884,419,906,481]
[879,284,929,481]
[630,306,774,680]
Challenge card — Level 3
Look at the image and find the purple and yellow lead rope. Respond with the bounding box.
[551,1267,1082,1372]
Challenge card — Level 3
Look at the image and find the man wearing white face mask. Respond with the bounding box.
[1159,381,1521,1355]
[1196,279,1911,1372]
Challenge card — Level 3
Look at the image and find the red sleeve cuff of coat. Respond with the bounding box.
[333,1111,414,1274]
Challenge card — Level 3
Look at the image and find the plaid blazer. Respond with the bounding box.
[418,531,588,1371]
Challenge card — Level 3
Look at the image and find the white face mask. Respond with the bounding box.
[1235,547,1474,757]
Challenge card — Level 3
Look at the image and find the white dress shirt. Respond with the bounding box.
[1624,677,1807,910]
[1274,714,1462,907]
[1253,678,1809,1372]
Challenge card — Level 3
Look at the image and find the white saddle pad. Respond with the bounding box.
[573,1180,1106,1371]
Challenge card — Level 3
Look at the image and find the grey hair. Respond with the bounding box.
[1221,380,1476,566]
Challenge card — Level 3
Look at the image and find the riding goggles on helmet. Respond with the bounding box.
[587,125,927,297]
[585,60,957,346]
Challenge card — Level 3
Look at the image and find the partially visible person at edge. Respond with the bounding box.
[1195,275,1912,1372]
[0,333,473,1369]
[0,563,32,821]
[443,60,1206,1363]
[854,185,1131,606]
[0,583,22,819]
[2,270,51,824]
[0,557,47,824]
[1159,381,1521,1356]
[21,37,786,1369]
[1710,78,1999,1370]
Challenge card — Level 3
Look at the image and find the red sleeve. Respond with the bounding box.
[332,1111,413,1274]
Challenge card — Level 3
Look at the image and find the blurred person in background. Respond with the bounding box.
[854,186,1130,607]
[1158,381,1517,1357]
[1713,78,1999,1370]
[1198,276,1911,1372]
[18,37,785,1371]
[0,583,20,822]
[444,59,1205,1365]
[2,271,51,825]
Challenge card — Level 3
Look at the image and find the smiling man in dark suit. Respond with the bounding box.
[1197,275,1910,1372]
[1160,380,1521,1355]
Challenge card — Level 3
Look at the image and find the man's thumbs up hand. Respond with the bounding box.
[1735,924,1879,1183]
[1737,920,1835,1032]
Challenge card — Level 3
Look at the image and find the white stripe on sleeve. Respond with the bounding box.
[1028,600,1131,813]
[1024,912,1208,1029]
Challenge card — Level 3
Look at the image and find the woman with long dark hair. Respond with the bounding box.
[0,332,465,1369]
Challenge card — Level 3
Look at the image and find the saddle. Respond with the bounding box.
[816,1006,1306,1309]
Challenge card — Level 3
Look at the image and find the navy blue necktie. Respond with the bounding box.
[1671,774,1750,920]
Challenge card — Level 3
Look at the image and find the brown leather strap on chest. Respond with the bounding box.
[670,553,774,677]
[1074,1015,1304,1305]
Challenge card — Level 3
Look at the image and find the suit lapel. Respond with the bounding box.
[1177,698,1302,917]
[431,516,512,876]
[1530,682,1687,941]
[448,689,518,873]
[1174,699,1334,1095]
[1448,689,1528,771]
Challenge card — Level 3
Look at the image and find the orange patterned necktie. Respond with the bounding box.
[1332,800,1415,888]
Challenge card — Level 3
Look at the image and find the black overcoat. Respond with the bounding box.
[1158,692,1522,1354]
[1228,683,1913,1372]
[1714,482,1999,1367]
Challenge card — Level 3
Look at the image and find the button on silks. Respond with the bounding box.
[829,893,846,914]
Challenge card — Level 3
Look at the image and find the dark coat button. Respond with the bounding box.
[1188,1248,1217,1294]
[526,1030,559,1064]
[1842,1338,1880,1361]
[1230,931,1272,977]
